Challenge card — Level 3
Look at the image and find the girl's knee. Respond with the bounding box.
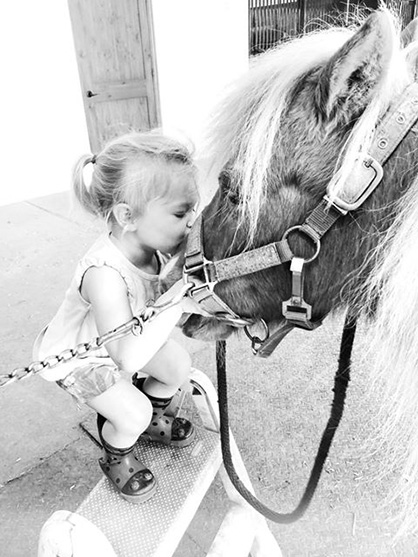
[141,339,192,388]
[125,396,152,434]
[165,341,191,384]
[108,392,152,437]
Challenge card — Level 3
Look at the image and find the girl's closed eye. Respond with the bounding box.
[174,206,196,219]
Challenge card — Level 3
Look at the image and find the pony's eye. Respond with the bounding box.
[227,189,240,205]
[219,170,239,205]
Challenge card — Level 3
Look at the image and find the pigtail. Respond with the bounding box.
[72,154,101,217]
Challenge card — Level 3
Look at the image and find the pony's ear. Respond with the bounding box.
[316,11,395,122]
[401,18,418,47]
[401,18,418,79]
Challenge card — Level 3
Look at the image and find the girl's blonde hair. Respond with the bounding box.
[72,131,197,220]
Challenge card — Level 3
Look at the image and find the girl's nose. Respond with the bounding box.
[186,215,195,229]
[186,207,197,229]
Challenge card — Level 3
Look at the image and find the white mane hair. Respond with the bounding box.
[204,8,412,241]
[360,178,418,538]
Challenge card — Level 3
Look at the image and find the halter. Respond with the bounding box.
[184,82,418,356]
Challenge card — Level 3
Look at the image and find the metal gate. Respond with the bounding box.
[249,0,417,54]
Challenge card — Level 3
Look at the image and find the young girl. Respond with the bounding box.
[33,131,199,503]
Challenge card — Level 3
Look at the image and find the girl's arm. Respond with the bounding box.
[81,266,181,373]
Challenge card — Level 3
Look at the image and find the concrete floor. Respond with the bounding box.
[1,192,418,556]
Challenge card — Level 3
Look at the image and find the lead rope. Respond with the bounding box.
[216,312,357,523]
[0,282,193,389]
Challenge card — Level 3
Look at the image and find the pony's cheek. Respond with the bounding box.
[181,314,234,341]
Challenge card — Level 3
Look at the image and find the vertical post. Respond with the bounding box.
[248,0,251,55]
[412,0,417,20]
[345,0,350,26]
[298,0,306,34]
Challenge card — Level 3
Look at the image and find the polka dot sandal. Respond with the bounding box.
[99,448,156,503]
[140,413,196,448]
[132,375,196,448]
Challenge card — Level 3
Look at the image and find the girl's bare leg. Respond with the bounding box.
[88,378,152,447]
[140,339,191,398]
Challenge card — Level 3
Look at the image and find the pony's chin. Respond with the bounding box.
[181,314,235,341]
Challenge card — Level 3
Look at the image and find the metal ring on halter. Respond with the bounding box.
[282,225,321,264]
[244,319,270,353]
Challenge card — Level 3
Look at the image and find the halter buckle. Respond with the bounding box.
[324,155,383,213]
[183,255,217,285]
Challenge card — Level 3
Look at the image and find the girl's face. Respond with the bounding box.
[132,173,198,255]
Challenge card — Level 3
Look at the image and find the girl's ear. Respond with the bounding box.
[112,203,135,230]
[315,10,395,123]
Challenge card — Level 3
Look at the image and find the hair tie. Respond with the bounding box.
[91,154,97,165]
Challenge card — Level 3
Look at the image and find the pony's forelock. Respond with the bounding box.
[205,28,352,239]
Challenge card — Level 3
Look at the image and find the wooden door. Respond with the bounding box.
[68,0,161,153]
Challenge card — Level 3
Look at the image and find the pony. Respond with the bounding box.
[163,7,418,537]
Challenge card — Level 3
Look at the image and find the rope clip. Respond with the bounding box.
[282,257,313,326]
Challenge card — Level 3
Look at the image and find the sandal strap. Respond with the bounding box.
[101,447,146,476]
[96,414,135,455]
[101,440,132,457]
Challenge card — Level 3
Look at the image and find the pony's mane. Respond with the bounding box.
[357,176,418,537]
[204,8,414,241]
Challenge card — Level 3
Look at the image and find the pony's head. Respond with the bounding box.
[163,9,418,341]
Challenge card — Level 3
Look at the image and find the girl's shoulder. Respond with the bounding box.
[76,234,120,274]
[81,263,129,304]
[72,234,126,291]
[78,234,154,303]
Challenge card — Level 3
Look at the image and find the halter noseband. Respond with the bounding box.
[183,82,418,356]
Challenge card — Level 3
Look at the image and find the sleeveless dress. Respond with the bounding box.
[33,233,166,387]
